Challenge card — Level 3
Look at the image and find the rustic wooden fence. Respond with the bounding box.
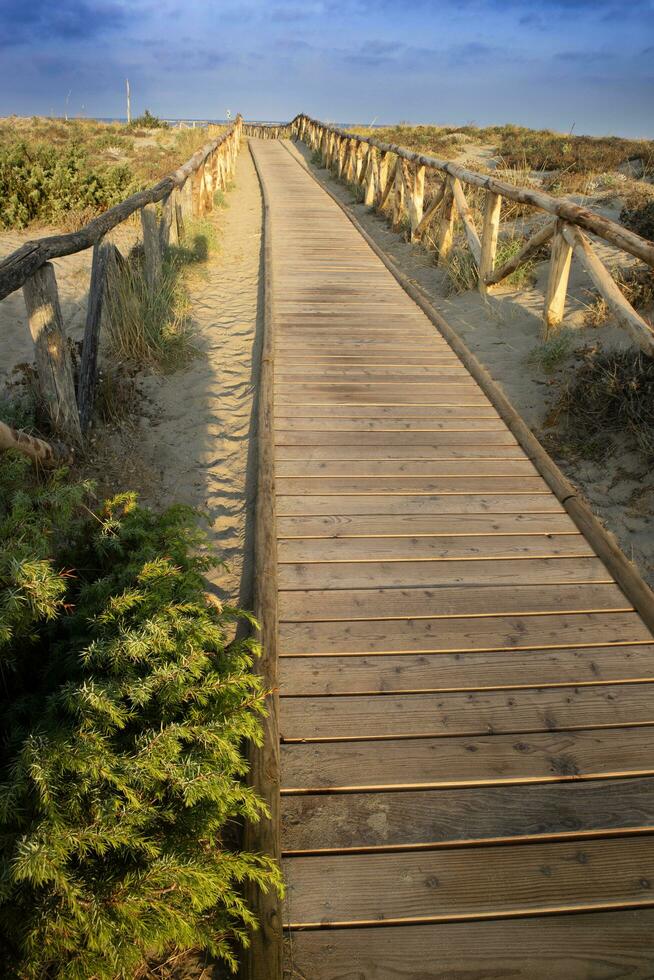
[244,123,292,140]
[290,114,654,357]
[0,116,243,457]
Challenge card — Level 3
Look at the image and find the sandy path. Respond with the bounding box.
[289,139,654,587]
[0,225,138,383]
[0,147,263,611]
[137,143,263,606]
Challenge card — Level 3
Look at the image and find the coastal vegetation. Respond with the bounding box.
[0,116,220,230]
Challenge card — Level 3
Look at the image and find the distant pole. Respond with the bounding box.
[126,78,131,125]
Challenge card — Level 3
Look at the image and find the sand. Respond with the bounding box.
[0,145,264,611]
[135,145,263,606]
[289,139,654,588]
[2,134,652,597]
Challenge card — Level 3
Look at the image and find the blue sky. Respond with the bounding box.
[1,0,653,135]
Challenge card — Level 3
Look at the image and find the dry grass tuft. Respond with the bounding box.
[105,251,195,369]
[528,330,575,373]
[548,347,654,461]
[584,264,654,327]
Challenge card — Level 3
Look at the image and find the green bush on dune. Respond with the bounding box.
[0,139,137,229]
[0,450,281,978]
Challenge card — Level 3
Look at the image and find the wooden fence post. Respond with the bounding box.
[561,223,654,356]
[479,191,502,295]
[355,143,365,182]
[392,161,405,231]
[141,204,162,292]
[364,147,377,206]
[191,166,203,217]
[544,220,573,334]
[160,191,175,249]
[436,177,456,264]
[376,152,390,208]
[78,240,110,433]
[23,263,82,443]
[407,163,425,241]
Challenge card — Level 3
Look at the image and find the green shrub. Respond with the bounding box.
[527,330,575,373]
[129,109,169,130]
[496,128,654,175]
[0,455,281,978]
[0,140,137,229]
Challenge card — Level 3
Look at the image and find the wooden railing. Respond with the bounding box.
[290,114,654,357]
[0,116,243,452]
[244,123,292,140]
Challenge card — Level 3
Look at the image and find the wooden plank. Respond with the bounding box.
[276,494,564,517]
[281,727,654,792]
[279,645,654,696]
[276,477,550,495]
[282,835,654,926]
[279,557,610,590]
[275,432,516,445]
[279,613,651,656]
[285,910,654,978]
[280,683,654,742]
[279,583,626,622]
[277,513,579,537]
[276,458,539,477]
[282,777,654,851]
[278,533,592,563]
[275,446,529,461]
[274,420,508,433]
[275,405,502,418]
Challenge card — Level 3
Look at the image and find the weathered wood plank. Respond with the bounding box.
[276,512,579,537]
[279,645,654,696]
[283,835,654,926]
[276,494,563,516]
[280,612,650,656]
[278,557,610,590]
[276,458,539,477]
[279,582,626,622]
[281,727,654,792]
[282,777,654,851]
[285,911,654,978]
[278,533,592,562]
[276,476,550,494]
[280,683,654,741]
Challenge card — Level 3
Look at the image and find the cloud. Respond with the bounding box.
[0,0,130,47]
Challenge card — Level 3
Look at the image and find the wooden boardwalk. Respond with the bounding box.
[249,137,654,978]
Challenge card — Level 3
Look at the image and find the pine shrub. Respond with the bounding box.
[0,453,281,978]
[0,140,136,229]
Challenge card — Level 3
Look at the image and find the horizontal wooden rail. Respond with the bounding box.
[0,117,242,301]
[245,124,292,140]
[289,113,654,355]
[290,115,654,268]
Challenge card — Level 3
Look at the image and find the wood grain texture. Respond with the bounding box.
[248,136,654,977]
[282,835,654,926]
[280,683,654,741]
[285,911,654,979]
[282,777,654,851]
[281,727,654,791]
[278,582,628,622]
[279,645,654,696]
